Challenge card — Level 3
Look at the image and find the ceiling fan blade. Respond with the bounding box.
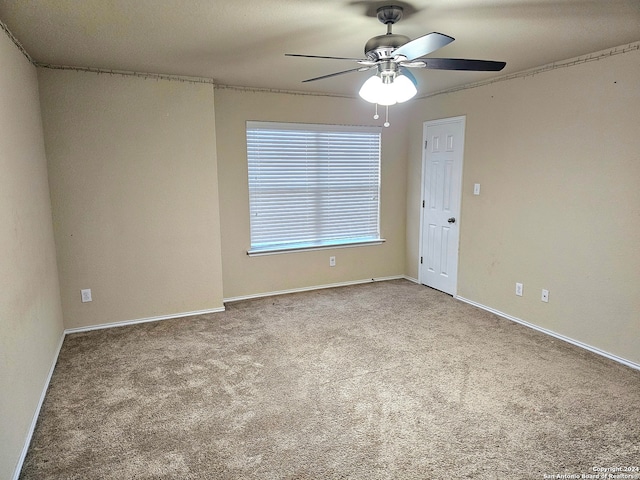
[419,58,506,71]
[393,32,454,61]
[286,53,365,62]
[302,67,371,83]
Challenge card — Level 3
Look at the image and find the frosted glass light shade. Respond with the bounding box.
[359,76,397,106]
[359,73,417,105]
[358,75,383,103]
[393,74,418,103]
[376,82,398,106]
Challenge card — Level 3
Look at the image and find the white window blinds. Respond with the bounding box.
[247,121,382,255]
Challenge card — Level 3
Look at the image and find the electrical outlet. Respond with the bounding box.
[329,256,336,267]
[515,283,523,297]
[541,289,549,303]
[81,289,92,303]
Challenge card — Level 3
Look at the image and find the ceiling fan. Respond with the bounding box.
[286,4,506,122]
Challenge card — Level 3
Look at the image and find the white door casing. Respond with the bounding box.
[419,116,465,295]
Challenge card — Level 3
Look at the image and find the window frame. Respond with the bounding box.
[246,121,384,256]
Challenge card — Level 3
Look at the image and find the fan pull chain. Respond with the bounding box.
[372,104,390,127]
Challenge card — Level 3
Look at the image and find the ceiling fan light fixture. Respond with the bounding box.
[288,5,505,118]
[358,72,416,106]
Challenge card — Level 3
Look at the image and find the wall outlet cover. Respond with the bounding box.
[81,289,92,303]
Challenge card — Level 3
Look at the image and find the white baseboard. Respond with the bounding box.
[403,275,419,284]
[456,296,640,372]
[64,306,226,335]
[12,331,65,480]
[224,275,407,303]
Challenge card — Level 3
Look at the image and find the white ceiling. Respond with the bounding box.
[1,0,639,97]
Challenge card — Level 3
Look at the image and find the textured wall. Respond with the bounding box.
[0,33,64,479]
[406,46,640,365]
[214,88,409,299]
[38,69,224,329]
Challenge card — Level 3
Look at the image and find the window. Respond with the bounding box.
[246,121,383,255]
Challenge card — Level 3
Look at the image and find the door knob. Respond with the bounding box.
[448,217,456,224]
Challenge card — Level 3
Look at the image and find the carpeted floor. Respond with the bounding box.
[20,280,640,479]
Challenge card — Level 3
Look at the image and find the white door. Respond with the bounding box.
[419,116,465,295]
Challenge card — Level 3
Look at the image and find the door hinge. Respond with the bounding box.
[420,256,423,264]
[424,140,428,149]
[422,200,425,208]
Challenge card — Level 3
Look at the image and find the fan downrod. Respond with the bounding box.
[365,6,410,59]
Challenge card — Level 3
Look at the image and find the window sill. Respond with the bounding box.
[247,239,386,257]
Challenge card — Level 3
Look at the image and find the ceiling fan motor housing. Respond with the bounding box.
[365,34,410,60]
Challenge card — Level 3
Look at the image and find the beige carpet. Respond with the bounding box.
[20,280,640,479]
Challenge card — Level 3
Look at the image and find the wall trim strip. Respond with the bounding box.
[456,296,640,372]
[421,41,640,99]
[3,15,638,100]
[64,306,226,335]
[36,63,216,85]
[223,275,407,303]
[0,18,34,64]
[12,332,65,480]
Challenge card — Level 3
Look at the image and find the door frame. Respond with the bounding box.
[418,115,466,295]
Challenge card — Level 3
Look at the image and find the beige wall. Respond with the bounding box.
[214,88,409,299]
[0,34,64,479]
[406,46,640,364]
[38,70,224,329]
